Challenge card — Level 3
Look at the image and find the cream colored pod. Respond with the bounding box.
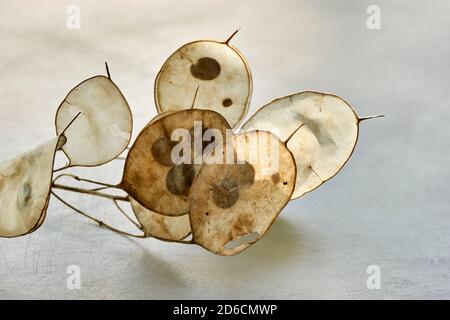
[154,34,252,128]
[242,91,382,199]
[0,136,64,237]
[55,76,133,167]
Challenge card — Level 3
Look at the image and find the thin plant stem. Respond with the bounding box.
[224,28,241,44]
[52,183,129,202]
[53,164,70,173]
[105,62,111,80]
[190,85,200,109]
[358,114,385,122]
[51,191,193,245]
[113,199,144,231]
[51,191,145,238]
[53,173,119,189]
[61,112,82,135]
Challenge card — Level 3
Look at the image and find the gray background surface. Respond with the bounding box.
[0,0,449,299]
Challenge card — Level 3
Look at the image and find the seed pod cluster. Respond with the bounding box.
[0,33,381,256]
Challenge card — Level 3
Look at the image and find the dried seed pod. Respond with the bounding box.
[242,91,380,199]
[0,137,63,237]
[189,130,296,256]
[154,34,252,128]
[55,76,132,167]
[130,198,191,241]
[121,109,231,216]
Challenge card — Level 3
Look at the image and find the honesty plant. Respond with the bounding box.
[0,32,382,255]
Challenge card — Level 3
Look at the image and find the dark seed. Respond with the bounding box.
[222,98,233,107]
[166,164,196,195]
[213,177,240,209]
[190,57,221,81]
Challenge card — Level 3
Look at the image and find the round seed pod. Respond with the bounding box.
[55,76,132,167]
[121,109,231,216]
[242,91,366,199]
[130,198,191,241]
[0,137,63,237]
[154,38,252,128]
[189,130,296,256]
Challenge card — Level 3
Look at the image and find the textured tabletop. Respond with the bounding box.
[0,0,449,299]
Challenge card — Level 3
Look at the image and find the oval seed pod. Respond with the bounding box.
[154,33,252,128]
[242,91,381,199]
[189,130,296,256]
[0,136,64,237]
[121,109,231,216]
[130,198,191,241]
[55,76,132,167]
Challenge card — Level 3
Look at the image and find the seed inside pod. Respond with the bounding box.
[242,91,377,199]
[130,198,191,241]
[212,177,240,209]
[166,164,196,196]
[151,137,177,167]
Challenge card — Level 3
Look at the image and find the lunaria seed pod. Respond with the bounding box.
[154,31,252,128]
[189,130,296,255]
[55,75,132,167]
[0,136,66,237]
[120,109,231,216]
[242,91,383,198]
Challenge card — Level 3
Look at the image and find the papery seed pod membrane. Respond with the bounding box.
[242,91,367,199]
[55,76,132,167]
[189,130,296,256]
[121,109,231,216]
[154,37,252,128]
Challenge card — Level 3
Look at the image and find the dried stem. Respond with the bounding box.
[113,200,144,231]
[105,62,111,80]
[52,183,129,202]
[153,236,193,245]
[51,191,146,238]
[224,28,241,44]
[53,173,118,189]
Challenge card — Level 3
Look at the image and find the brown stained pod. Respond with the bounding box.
[242,91,383,199]
[0,136,65,237]
[189,130,296,256]
[154,33,252,128]
[130,198,191,241]
[120,109,231,216]
[55,76,133,167]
